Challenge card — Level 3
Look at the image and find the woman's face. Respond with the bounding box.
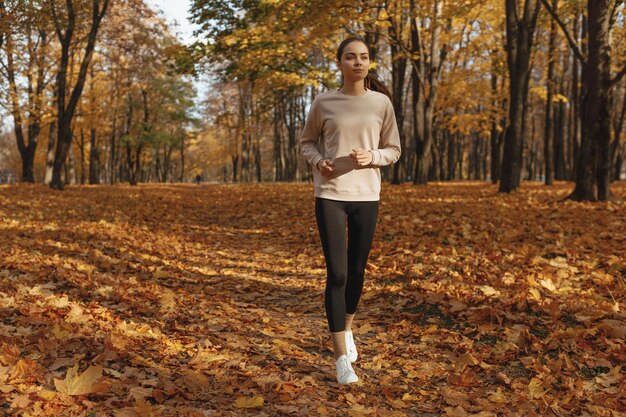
[338,41,369,84]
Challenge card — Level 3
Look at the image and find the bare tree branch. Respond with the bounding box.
[608,0,624,30]
[539,0,586,64]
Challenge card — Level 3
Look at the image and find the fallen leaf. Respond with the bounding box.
[53,363,103,396]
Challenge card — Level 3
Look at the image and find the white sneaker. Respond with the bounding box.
[335,354,358,384]
[345,330,358,363]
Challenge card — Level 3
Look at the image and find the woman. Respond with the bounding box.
[299,37,401,384]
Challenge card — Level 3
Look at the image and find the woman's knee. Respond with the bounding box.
[327,270,348,288]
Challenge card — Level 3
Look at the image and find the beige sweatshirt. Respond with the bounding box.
[299,88,402,201]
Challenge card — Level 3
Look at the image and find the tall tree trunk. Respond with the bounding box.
[500,0,540,193]
[49,0,110,190]
[387,3,407,185]
[610,82,626,182]
[447,132,456,180]
[255,140,262,183]
[231,154,239,183]
[554,98,567,179]
[589,0,612,201]
[274,100,284,181]
[89,128,99,184]
[66,141,77,184]
[411,0,446,185]
[567,0,612,201]
[284,93,299,181]
[44,122,56,184]
[80,128,86,184]
[180,131,185,182]
[489,60,504,183]
[544,0,557,186]
[109,108,118,184]
[569,11,581,181]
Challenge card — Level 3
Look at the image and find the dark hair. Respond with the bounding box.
[336,36,392,100]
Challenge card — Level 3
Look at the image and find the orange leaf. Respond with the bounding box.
[53,363,103,395]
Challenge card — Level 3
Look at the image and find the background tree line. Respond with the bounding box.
[0,0,197,189]
[191,0,626,201]
[1,0,625,201]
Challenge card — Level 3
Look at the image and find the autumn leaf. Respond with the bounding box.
[528,377,546,399]
[478,285,500,297]
[115,399,164,417]
[444,405,468,417]
[595,366,623,388]
[234,395,264,408]
[53,363,103,395]
[1,181,625,416]
[528,288,541,301]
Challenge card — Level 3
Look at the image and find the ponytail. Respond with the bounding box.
[365,72,392,101]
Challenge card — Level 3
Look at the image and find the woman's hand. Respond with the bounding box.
[350,148,373,166]
[316,159,335,177]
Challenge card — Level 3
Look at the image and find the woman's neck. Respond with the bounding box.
[339,80,367,96]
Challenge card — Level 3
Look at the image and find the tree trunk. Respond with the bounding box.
[411,0,446,185]
[89,128,99,184]
[49,0,110,190]
[610,82,626,182]
[4,29,32,182]
[387,5,407,185]
[489,62,504,183]
[569,11,581,181]
[232,154,239,182]
[554,98,567,179]
[180,131,185,182]
[274,100,284,181]
[80,128,86,184]
[544,0,557,186]
[109,119,115,184]
[500,0,540,193]
[44,122,56,184]
[447,132,457,180]
[569,0,612,201]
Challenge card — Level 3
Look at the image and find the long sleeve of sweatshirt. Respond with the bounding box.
[299,95,326,171]
[298,88,402,201]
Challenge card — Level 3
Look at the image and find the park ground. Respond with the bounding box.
[0,181,625,416]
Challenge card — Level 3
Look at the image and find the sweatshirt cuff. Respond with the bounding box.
[311,155,324,170]
[369,150,380,166]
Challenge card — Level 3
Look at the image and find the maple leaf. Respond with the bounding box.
[53,363,103,395]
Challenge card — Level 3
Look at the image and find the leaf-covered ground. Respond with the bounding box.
[0,181,625,417]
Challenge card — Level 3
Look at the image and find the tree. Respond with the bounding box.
[540,0,626,201]
[543,0,557,186]
[0,0,52,183]
[499,0,541,193]
[410,0,447,185]
[47,0,110,190]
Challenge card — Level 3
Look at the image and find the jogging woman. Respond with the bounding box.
[299,37,401,385]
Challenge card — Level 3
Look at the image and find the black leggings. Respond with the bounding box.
[315,197,379,332]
